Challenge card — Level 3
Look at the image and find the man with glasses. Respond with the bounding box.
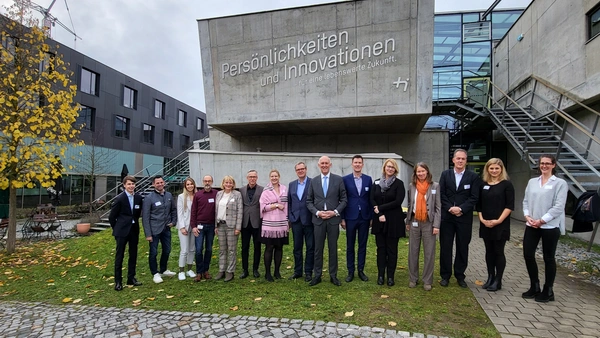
[288,162,314,282]
[239,170,264,279]
[439,149,481,288]
[190,175,217,281]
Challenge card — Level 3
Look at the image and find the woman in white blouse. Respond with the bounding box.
[176,177,197,281]
[521,155,567,302]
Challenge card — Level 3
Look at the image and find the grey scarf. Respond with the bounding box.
[379,175,396,192]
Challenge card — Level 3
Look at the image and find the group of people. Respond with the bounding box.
[108,151,567,302]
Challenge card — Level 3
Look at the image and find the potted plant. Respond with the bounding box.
[76,212,100,234]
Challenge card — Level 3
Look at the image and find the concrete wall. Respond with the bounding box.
[208,129,448,181]
[493,0,600,101]
[198,0,434,136]
[188,150,413,206]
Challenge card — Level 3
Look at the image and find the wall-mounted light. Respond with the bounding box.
[517,33,524,42]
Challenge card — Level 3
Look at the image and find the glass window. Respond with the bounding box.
[590,5,600,39]
[462,41,491,77]
[80,68,98,95]
[434,14,462,67]
[143,123,155,144]
[463,21,491,42]
[163,129,173,148]
[123,86,137,109]
[38,52,55,73]
[491,10,523,40]
[115,115,130,139]
[77,105,95,131]
[178,109,187,127]
[181,134,190,150]
[154,99,165,119]
[196,117,204,132]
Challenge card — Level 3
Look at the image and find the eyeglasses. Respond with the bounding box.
[385,165,395,169]
[539,162,553,166]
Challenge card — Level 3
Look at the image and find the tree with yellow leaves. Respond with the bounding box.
[1,0,81,253]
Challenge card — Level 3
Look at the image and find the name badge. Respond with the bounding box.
[483,185,490,190]
[544,185,553,189]
[197,224,204,230]
[132,220,135,223]
[208,198,215,203]
[155,201,162,206]
[431,190,436,194]
[464,184,471,189]
[412,222,419,228]
[365,187,369,191]
[134,204,140,209]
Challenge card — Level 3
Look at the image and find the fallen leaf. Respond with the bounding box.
[254,297,262,301]
[311,303,316,307]
[157,289,164,292]
[193,300,200,304]
[286,265,292,269]
[72,299,82,304]
[147,297,155,301]
[46,279,54,283]
[380,295,389,298]
[62,297,72,303]
[344,311,354,317]
[474,280,484,286]
[47,283,55,286]
[230,305,239,311]
[79,276,87,279]
[388,321,397,327]
[166,295,174,299]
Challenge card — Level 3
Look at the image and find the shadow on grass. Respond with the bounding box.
[0,229,499,338]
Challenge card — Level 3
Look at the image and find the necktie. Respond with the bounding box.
[129,195,134,211]
[322,176,328,196]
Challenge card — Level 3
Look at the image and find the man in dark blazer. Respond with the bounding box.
[109,175,143,291]
[239,170,264,279]
[341,155,373,282]
[439,149,481,288]
[288,161,314,282]
[306,156,348,286]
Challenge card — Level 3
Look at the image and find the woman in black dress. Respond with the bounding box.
[477,158,514,291]
[370,158,406,286]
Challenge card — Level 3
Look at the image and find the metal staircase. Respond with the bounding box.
[91,138,210,231]
[482,76,600,198]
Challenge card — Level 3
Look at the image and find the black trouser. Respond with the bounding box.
[375,233,400,279]
[241,224,261,272]
[523,226,560,287]
[114,227,139,283]
[291,221,314,276]
[439,219,472,280]
[483,239,507,279]
[313,220,339,279]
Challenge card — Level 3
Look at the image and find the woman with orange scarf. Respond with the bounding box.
[406,162,441,291]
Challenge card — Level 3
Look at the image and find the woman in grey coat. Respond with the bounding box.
[214,175,243,282]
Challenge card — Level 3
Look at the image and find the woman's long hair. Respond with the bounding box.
[411,162,432,185]
[482,158,509,183]
[181,177,197,212]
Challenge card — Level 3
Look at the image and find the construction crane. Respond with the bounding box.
[30,0,81,43]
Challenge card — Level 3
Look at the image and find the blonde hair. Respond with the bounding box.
[381,159,399,176]
[482,158,509,183]
[220,175,236,190]
[181,177,197,212]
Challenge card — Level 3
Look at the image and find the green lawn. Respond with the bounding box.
[0,229,499,338]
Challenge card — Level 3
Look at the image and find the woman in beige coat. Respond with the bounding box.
[214,175,243,282]
[406,162,441,291]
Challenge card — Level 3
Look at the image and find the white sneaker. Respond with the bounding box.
[153,273,163,284]
[161,270,176,277]
[178,272,186,281]
[186,270,197,278]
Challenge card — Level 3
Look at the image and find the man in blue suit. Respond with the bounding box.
[287,161,314,282]
[341,155,373,282]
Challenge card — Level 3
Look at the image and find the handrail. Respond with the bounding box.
[530,75,600,119]
[486,79,536,120]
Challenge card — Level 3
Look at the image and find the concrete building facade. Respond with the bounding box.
[197,0,445,179]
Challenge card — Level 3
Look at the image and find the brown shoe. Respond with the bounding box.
[194,274,202,282]
[214,271,225,280]
[224,272,234,282]
[203,272,212,280]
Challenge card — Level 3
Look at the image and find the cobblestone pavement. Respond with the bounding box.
[0,301,447,338]
[465,220,600,338]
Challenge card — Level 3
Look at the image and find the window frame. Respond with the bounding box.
[180,134,190,150]
[589,4,600,40]
[114,115,130,139]
[142,123,155,144]
[77,105,96,131]
[80,67,99,96]
[196,117,205,132]
[163,129,174,148]
[123,85,137,109]
[178,109,187,127]
[154,99,165,119]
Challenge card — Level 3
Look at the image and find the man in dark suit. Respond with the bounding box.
[109,175,143,291]
[239,170,264,279]
[306,156,348,286]
[341,155,373,282]
[439,149,481,288]
[288,161,314,282]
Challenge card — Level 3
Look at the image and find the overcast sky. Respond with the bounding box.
[0,0,531,111]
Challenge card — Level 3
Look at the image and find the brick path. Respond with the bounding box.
[465,220,600,338]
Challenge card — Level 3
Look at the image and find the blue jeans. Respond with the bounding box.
[148,226,172,275]
[195,224,215,274]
